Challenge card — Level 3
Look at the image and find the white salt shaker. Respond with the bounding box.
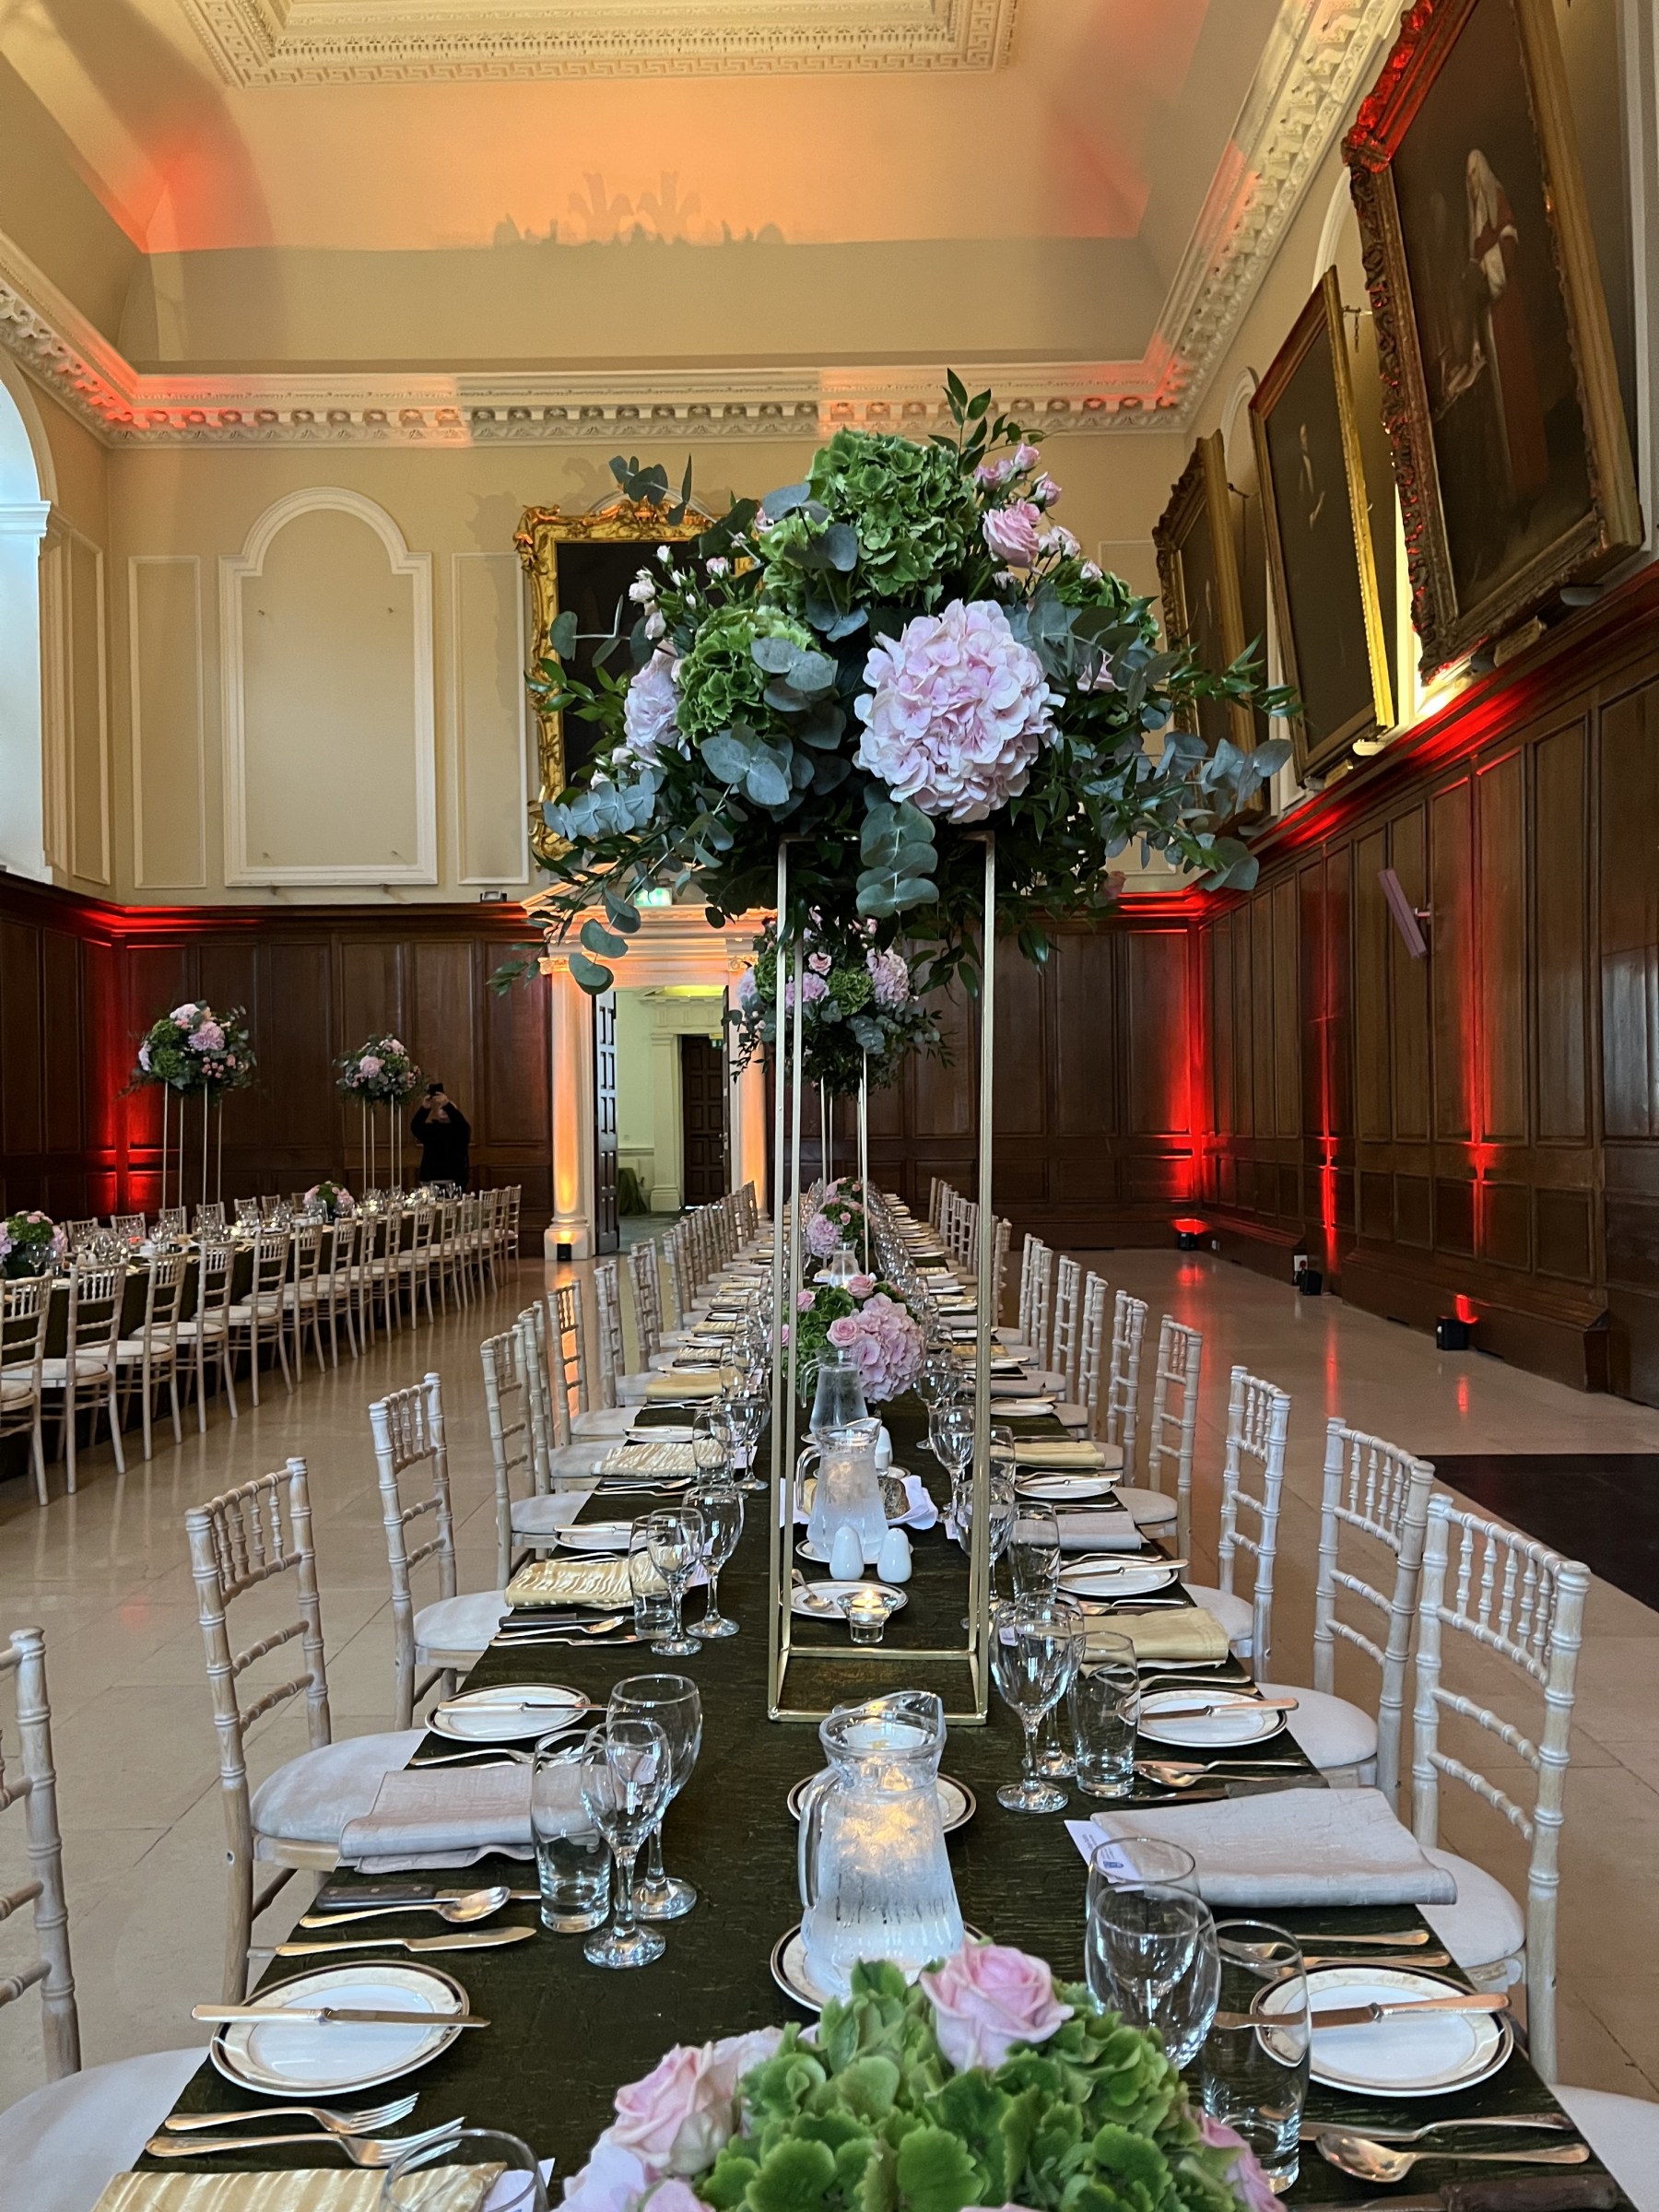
[877,1526,913,1583]
[829,1524,865,1582]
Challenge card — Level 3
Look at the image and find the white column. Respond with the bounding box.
[0,501,51,882]
[650,1029,684,1213]
[545,957,595,1259]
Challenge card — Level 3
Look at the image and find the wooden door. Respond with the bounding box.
[594,989,618,1253]
[680,1034,727,1206]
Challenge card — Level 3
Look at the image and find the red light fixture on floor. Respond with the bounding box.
[1173,1217,1207,1252]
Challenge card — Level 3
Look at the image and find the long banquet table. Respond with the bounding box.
[143,1386,1618,2205]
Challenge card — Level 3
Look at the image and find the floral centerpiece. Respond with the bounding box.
[806,1179,870,1260]
[132,1003,255,1095]
[336,1035,422,1101]
[0,1210,63,1281]
[565,1944,1274,2212]
[303,1181,356,1221]
[524,383,1288,1009]
[792,1273,924,1406]
[735,923,944,1097]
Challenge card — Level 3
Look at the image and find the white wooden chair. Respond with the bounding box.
[284,1221,326,1376]
[185,1460,422,2000]
[39,1262,126,1494]
[481,1327,584,1588]
[157,1207,187,1239]
[547,1280,635,1441]
[113,1250,187,1459]
[1547,2089,1659,2208]
[176,1238,238,1430]
[1,1277,50,1504]
[194,1200,226,1232]
[1040,1253,1083,1397]
[502,1182,523,1265]
[1409,1495,1592,2083]
[1058,1284,1145,1471]
[371,1371,505,1729]
[1002,1234,1053,1363]
[313,1216,359,1365]
[1114,1313,1201,1547]
[1185,1364,1288,1667]
[226,1228,291,1404]
[0,1626,206,2212]
[395,1201,438,1326]
[108,1213,146,1239]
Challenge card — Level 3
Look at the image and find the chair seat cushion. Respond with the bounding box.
[40,1352,112,1382]
[512,1492,587,1537]
[227,1297,283,1321]
[615,1374,652,1405]
[1186,1582,1254,1658]
[0,1373,38,1404]
[249,1729,425,1852]
[174,1316,227,1337]
[574,1407,637,1439]
[1420,1847,1526,1980]
[0,2047,207,2212]
[1549,2087,1659,2211]
[416,1588,510,1661]
[1254,1679,1378,1772]
[114,1337,174,1360]
[1113,1483,1177,1528]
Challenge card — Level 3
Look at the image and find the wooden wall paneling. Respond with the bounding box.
[1250,895,1275,1150]
[0,922,43,1171]
[1271,877,1299,1146]
[1329,844,1355,1237]
[41,929,83,1218]
[1534,723,1590,1146]
[1430,778,1474,1143]
[338,939,406,1061]
[1123,929,1190,1203]
[1354,829,1392,1145]
[1388,807,1430,1143]
[992,942,1048,1206]
[1477,748,1528,1146]
[82,931,123,1210]
[1600,673,1659,1396]
[406,941,477,1128]
[481,948,551,1149]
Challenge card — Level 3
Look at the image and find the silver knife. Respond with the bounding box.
[275,1926,538,1956]
[312,1884,539,1910]
[193,2002,490,2028]
[1218,1993,1508,2030]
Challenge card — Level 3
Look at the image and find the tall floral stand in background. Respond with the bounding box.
[130,1001,256,1210]
[337,1037,422,1189]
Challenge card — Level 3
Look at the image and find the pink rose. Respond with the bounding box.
[826,1315,859,1348]
[806,950,832,975]
[609,2029,781,2181]
[171,1002,197,1027]
[974,455,1015,489]
[847,1274,877,1299]
[982,501,1042,568]
[1197,2114,1279,2212]
[796,1289,815,1312]
[1013,441,1041,471]
[1030,474,1061,510]
[563,2136,650,2212]
[919,1942,1073,2072]
[360,1054,383,1077]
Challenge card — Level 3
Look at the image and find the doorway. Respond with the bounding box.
[679,1034,728,1206]
[593,989,618,1254]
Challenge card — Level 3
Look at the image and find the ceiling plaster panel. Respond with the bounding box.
[176,0,1018,85]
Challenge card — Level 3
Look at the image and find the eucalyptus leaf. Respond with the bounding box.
[580,919,628,959]
[700,732,753,783]
[568,947,614,993]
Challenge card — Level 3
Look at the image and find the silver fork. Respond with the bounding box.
[161,2092,419,2136]
[145,2118,464,2166]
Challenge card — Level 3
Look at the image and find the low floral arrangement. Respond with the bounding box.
[734,923,944,1098]
[524,383,1288,1007]
[0,1210,63,1281]
[336,1035,422,1102]
[565,1943,1274,2212]
[303,1181,356,1221]
[791,1272,924,1405]
[806,1179,871,1261]
[133,1003,255,1096]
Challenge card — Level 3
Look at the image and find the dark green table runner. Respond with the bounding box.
[147,1391,1601,2203]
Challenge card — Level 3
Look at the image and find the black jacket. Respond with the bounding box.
[411,1102,471,1187]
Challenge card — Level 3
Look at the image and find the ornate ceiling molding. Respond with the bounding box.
[176,0,1018,86]
[0,0,1400,449]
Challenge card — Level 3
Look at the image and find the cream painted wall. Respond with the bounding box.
[614,984,729,1214]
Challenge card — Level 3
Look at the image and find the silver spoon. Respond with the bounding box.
[299,1885,512,1928]
[1137,1759,1306,1786]
[1317,2136,1588,2184]
[408,1747,537,1769]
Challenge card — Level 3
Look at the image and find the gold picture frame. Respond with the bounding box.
[1153,432,1254,758]
[515,495,711,866]
[1342,0,1641,675]
[1252,269,1395,782]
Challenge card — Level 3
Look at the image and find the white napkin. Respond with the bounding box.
[1068,1791,1460,1907]
[1057,1508,1146,1553]
[339,1763,535,1871]
[899,1474,939,1531]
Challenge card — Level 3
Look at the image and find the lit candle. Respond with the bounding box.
[845,1588,889,1645]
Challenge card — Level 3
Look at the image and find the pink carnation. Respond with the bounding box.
[982,500,1042,568]
[855,600,1052,825]
[920,1942,1073,2072]
[621,647,682,764]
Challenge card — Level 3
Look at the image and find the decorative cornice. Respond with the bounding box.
[0,0,1398,450]
[176,0,1018,86]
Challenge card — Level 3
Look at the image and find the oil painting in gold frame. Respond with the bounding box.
[1153,432,1253,758]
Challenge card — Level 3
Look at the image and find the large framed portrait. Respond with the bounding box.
[1343,0,1640,674]
[1153,433,1253,758]
[1251,269,1394,782]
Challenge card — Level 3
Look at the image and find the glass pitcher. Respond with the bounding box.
[797,1692,964,2002]
[798,1417,887,1565]
[809,1345,867,1433]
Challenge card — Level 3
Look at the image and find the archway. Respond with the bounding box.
[0,360,53,880]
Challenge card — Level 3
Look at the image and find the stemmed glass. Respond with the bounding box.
[1086,1875,1220,2067]
[608,1674,703,1920]
[954,1468,1017,1583]
[929,1397,974,1490]
[1009,1500,1062,1598]
[644,1507,704,1657]
[690,1477,744,1638]
[690,1409,730,1485]
[989,1594,1083,1813]
[577,1714,674,1968]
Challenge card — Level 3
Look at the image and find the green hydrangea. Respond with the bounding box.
[826,964,873,1018]
[676,605,817,749]
[802,429,980,606]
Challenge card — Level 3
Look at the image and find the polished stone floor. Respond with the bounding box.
[0,1251,1654,2115]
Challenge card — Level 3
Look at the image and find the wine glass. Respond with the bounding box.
[1086,1877,1220,2068]
[989,1594,1083,1813]
[608,1674,702,1920]
[645,1506,704,1657]
[689,1477,743,1637]
[690,1408,731,1484]
[929,1397,974,1489]
[954,1468,1017,1584]
[728,1390,769,1494]
[1009,1500,1062,1598]
[577,1714,674,1968]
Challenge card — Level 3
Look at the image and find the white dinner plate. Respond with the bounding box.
[1058,1559,1179,1600]
[1135,1686,1288,1747]
[626,1425,695,1444]
[790,1578,908,1619]
[786,1772,974,1833]
[211,1962,470,2095]
[557,1522,636,1554]
[1262,1965,1513,2098]
[990,1399,1055,1418]
[1018,1474,1119,1502]
[771,1923,985,2014]
[429,1682,588,1741]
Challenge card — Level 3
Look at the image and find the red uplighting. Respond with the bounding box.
[1454,1293,1479,1325]
[1172,1217,1208,1236]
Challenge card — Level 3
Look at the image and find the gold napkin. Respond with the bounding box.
[601,1439,696,1476]
[1086,1609,1230,1663]
[504,1556,633,1608]
[644,1370,727,1401]
[1012,1440,1108,1470]
[95,2172,497,2212]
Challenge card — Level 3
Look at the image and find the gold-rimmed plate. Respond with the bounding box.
[210,1962,470,2096]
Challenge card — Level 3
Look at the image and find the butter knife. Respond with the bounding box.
[275,1925,538,1956]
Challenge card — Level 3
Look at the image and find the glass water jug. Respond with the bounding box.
[796,1691,964,2002]
[798,1416,887,1566]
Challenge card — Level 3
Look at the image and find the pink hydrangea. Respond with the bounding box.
[855,600,1053,825]
[621,648,682,764]
[982,500,1042,568]
[827,1291,923,1403]
[866,947,910,1009]
[804,1212,840,1258]
[187,1021,225,1054]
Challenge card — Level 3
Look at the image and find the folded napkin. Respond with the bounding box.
[95,2177,498,2212]
[504,1556,633,1609]
[1013,1440,1108,1470]
[1069,1788,1459,1908]
[1084,1609,1230,1663]
[645,1370,727,1401]
[1056,1509,1146,1554]
[992,1397,1055,1418]
[340,1762,537,1870]
[985,1372,1045,1394]
[600,1439,696,1477]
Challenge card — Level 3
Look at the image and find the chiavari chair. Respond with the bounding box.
[113,1249,187,1459]
[1042,1254,1083,1397]
[542,1282,635,1441]
[1114,1313,1201,1547]
[176,1238,237,1430]
[185,1460,422,2000]
[194,1200,226,1231]
[226,1228,292,1405]
[314,1216,359,1365]
[1,1277,50,1504]
[107,1213,146,1240]
[503,1183,523,1264]
[39,1262,125,1494]
[1184,1364,1289,1668]
[63,1218,97,1252]
[283,1221,326,1377]
[481,1327,576,1587]
[157,1207,187,1239]
[395,1200,438,1326]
